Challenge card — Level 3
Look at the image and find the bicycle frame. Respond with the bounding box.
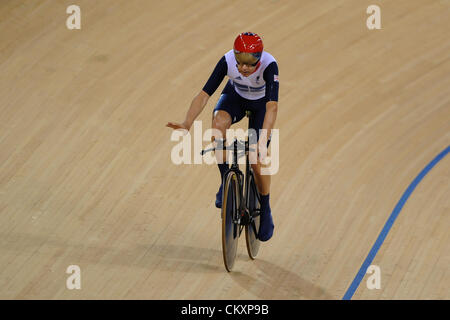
[223,139,246,234]
[222,124,260,237]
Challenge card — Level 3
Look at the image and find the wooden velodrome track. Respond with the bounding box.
[0,0,448,300]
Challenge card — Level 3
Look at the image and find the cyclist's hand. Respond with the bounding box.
[166,122,189,133]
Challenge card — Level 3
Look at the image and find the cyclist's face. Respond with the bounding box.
[236,61,257,77]
[235,52,259,77]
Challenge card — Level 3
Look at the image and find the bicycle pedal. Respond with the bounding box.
[252,209,261,217]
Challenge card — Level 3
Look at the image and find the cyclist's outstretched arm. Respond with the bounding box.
[166,90,210,131]
[166,56,226,132]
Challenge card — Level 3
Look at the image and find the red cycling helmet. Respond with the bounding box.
[233,32,264,66]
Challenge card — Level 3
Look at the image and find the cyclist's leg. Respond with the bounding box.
[247,100,271,196]
[247,99,274,241]
[212,109,231,164]
[212,81,246,208]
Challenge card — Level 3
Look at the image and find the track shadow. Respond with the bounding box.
[143,244,334,299]
[229,259,334,299]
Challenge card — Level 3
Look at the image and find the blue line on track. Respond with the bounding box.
[342,145,450,300]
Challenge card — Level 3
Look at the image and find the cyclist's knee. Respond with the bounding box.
[212,111,231,141]
[213,111,231,128]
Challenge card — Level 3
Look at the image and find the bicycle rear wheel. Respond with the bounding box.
[221,171,240,272]
[245,171,261,259]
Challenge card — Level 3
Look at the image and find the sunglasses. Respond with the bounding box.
[235,59,259,67]
[234,50,261,67]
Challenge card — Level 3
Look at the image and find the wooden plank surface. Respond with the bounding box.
[0,0,448,299]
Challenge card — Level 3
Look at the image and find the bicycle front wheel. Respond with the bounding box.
[221,171,241,272]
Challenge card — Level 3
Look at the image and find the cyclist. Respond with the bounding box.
[166,32,278,241]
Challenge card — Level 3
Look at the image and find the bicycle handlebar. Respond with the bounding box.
[200,139,256,156]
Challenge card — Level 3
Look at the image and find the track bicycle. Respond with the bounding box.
[201,111,261,272]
